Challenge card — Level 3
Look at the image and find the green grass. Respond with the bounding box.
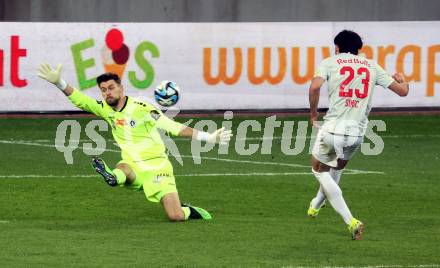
[0,114,439,267]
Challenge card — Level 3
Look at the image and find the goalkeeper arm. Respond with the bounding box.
[37,63,74,96]
[38,63,104,116]
[180,126,232,145]
[154,111,232,145]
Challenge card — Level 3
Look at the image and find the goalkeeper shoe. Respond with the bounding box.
[348,218,365,240]
[182,204,212,220]
[307,200,326,218]
[91,157,118,187]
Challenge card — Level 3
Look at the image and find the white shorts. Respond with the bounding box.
[312,129,363,167]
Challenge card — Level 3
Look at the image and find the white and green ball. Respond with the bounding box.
[154,80,180,107]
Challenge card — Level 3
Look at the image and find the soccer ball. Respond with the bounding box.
[154,80,180,107]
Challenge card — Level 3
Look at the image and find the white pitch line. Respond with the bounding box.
[0,220,9,223]
[179,171,369,176]
[0,140,384,175]
[177,134,440,141]
[183,154,308,168]
[10,134,440,143]
[184,155,382,174]
[178,172,314,176]
[0,140,67,149]
[327,265,440,268]
[0,175,97,178]
[283,265,440,268]
[0,171,367,179]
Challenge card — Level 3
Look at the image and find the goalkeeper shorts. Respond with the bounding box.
[117,157,177,203]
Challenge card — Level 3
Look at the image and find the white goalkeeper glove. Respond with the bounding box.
[196,127,233,145]
[37,63,67,91]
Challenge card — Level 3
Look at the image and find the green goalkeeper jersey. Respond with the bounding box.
[68,89,183,162]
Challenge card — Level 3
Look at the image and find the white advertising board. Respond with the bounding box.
[0,22,439,111]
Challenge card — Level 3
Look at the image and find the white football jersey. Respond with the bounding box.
[315,53,394,136]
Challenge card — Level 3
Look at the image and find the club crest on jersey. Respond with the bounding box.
[150,110,161,121]
[114,118,136,127]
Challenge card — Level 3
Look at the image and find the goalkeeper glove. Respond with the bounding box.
[196,127,233,145]
[37,63,67,91]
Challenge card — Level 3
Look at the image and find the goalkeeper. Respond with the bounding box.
[38,63,232,221]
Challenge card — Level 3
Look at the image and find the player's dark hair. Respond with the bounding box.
[96,73,121,86]
[334,30,363,55]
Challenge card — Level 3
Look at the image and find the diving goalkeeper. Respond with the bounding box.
[38,63,232,221]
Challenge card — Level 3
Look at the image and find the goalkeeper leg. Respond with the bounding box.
[161,192,212,221]
[91,157,136,186]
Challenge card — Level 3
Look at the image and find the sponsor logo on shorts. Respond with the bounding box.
[154,173,171,183]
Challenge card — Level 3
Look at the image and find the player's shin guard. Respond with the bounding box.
[312,169,353,224]
[330,168,343,184]
[311,186,326,210]
[312,168,343,208]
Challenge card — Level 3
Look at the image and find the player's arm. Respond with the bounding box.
[37,63,73,95]
[388,73,409,97]
[308,76,326,128]
[38,63,104,116]
[375,63,409,97]
[153,111,232,144]
[179,126,232,145]
[309,59,328,128]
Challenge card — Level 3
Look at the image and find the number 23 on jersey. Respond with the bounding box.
[339,66,370,99]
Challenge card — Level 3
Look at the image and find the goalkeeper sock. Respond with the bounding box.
[182,207,191,220]
[112,168,126,185]
[181,205,203,220]
[312,169,353,224]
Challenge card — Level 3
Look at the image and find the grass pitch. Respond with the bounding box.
[0,114,439,267]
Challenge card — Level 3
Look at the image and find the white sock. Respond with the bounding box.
[330,168,343,184]
[311,168,344,209]
[311,186,326,209]
[312,169,353,224]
